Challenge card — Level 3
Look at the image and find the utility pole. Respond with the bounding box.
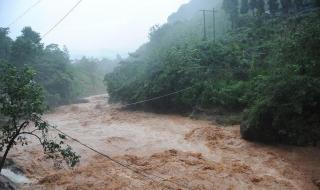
[200,9,217,42]
[212,8,216,42]
[200,10,207,41]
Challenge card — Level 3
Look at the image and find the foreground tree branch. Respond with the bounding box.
[0,62,80,173]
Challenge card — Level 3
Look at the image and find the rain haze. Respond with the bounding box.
[1,0,320,189]
[0,0,189,58]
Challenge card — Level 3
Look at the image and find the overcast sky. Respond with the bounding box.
[0,0,189,59]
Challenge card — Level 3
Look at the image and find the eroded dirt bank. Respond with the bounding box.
[8,95,320,190]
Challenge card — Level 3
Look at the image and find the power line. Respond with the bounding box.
[114,68,210,108]
[122,86,193,107]
[50,126,190,190]
[42,0,83,39]
[7,0,44,28]
[199,9,217,42]
[37,1,192,184]
[111,66,207,94]
[121,86,194,108]
[51,128,161,189]
[36,81,196,188]
[200,10,207,41]
[116,66,215,108]
[212,8,216,42]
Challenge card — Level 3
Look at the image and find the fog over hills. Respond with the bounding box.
[168,0,222,23]
[0,0,189,59]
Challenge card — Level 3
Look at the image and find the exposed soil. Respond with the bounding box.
[7,95,320,190]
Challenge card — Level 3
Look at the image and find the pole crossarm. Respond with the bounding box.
[199,9,217,42]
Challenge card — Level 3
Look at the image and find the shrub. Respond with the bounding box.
[241,76,320,145]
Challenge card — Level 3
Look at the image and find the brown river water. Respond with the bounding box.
[7,95,320,190]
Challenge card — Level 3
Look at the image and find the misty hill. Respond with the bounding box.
[167,0,222,23]
[0,27,119,107]
[105,0,320,146]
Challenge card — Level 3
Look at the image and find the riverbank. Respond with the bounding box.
[6,94,320,190]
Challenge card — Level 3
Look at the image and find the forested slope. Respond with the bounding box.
[0,27,118,107]
[105,0,320,145]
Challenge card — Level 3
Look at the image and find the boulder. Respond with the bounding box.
[0,175,17,190]
[0,158,24,174]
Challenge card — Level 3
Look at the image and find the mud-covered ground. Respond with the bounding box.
[8,95,320,190]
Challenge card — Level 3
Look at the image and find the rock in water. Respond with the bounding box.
[0,158,24,174]
[0,175,17,190]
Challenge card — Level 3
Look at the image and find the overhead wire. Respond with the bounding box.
[36,83,196,189]
[121,86,194,108]
[110,65,208,95]
[7,0,44,28]
[42,0,83,39]
[41,123,152,189]
[45,85,197,189]
[45,84,197,188]
[116,65,212,108]
[10,0,196,188]
[49,125,189,190]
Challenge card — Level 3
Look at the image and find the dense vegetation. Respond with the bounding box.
[105,0,320,145]
[0,27,118,107]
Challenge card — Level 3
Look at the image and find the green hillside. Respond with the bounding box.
[105,0,320,145]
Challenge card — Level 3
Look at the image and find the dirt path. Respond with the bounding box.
[8,95,320,190]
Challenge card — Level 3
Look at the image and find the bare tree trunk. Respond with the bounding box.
[0,121,27,173]
[0,135,17,173]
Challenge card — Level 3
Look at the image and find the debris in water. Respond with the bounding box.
[1,169,30,184]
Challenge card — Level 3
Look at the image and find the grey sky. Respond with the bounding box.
[0,0,189,59]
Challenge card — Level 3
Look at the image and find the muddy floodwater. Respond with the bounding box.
[7,95,320,190]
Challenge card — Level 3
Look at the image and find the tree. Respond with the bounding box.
[10,27,43,67]
[241,0,250,14]
[256,0,265,15]
[249,0,258,15]
[8,27,77,107]
[77,57,99,92]
[280,0,292,14]
[223,0,240,28]
[268,0,279,15]
[294,0,303,11]
[0,62,80,172]
[38,44,75,106]
[0,28,12,61]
